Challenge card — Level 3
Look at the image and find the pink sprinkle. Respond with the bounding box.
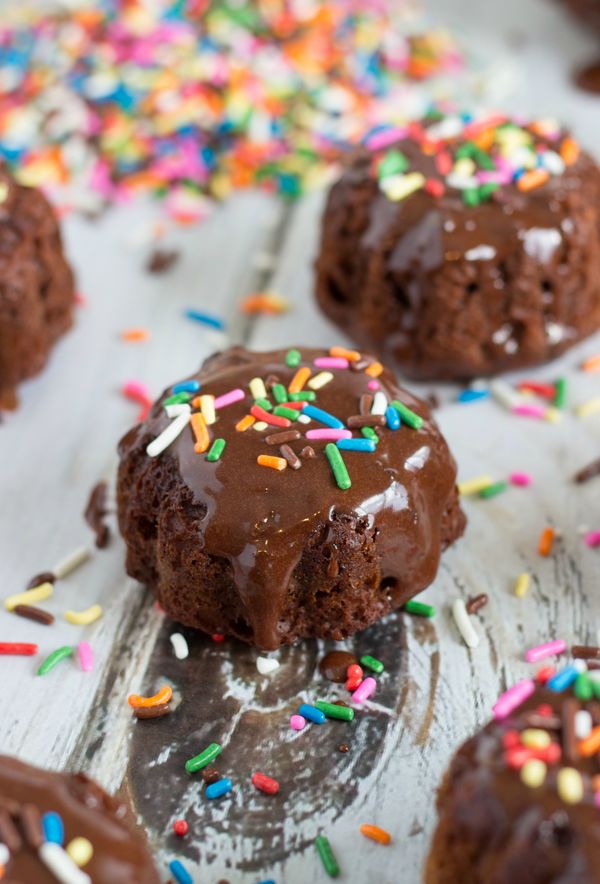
[493,679,535,720]
[78,641,94,673]
[365,127,408,151]
[510,472,533,487]
[595,792,600,810]
[314,357,349,369]
[290,714,306,731]
[352,676,377,704]
[214,388,245,409]
[585,531,600,548]
[367,380,380,390]
[123,380,151,401]
[513,403,546,419]
[305,429,352,440]
[75,291,88,306]
[525,639,566,663]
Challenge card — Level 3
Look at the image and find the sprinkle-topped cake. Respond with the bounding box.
[427,670,600,882]
[315,113,600,380]
[0,755,160,882]
[116,346,465,649]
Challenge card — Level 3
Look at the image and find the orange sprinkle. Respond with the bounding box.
[592,775,600,792]
[579,726,600,757]
[239,292,289,315]
[127,684,172,709]
[330,346,361,362]
[257,454,287,471]
[288,366,311,393]
[365,361,383,378]
[582,354,600,373]
[121,327,150,342]
[359,824,391,845]
[236,414,256,432]
[191,412,210,453]
[538,526,555,557]
[517,169,549,193]
[561,137,580,166]
[191,396,202,409]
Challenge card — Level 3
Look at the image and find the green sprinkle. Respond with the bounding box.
[478,182,499,201]
[163,392,192,406]
[273,406,299,421]
[404,600,435,618]
[37,645,73,676]
[360,655,384,674]
[272,383,288,404]
[554,377,567,409]
[378,149,409,178]
[286,349,302,367]
[591,677,600,700]
[325,443,351,490]
[473,149,495,171]
[478,480,508,499]
[254,397,272,411]
[315,835,340,878]
[463,187,480,207]
[207,438,226,462]
[185,742,222,774]
[289,390,316,401]
[361,427,378,443]
[315,700,354,722]
[391,400,423,430]
[455,141,477,159]
[575,673,594,702]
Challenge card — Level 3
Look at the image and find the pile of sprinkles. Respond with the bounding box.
[0,0,462,220]
[145,345,425,491]
[373,113,580,205]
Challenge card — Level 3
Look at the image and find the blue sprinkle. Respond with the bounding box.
[547,665,579,692]
[169,859,193,884]
[258,880,276,884]
[298,703,326,725]
[42,811,64,845]
[184,309,226,331]
[457,389,490,404]
[385,405,401,430]
[301,405,344,430]
[205,778,233,800]
[173,380,200,394]
[336,439,376,452]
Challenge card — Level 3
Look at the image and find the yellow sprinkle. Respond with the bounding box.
[253,421,268,431]
[557,767,583,804]
[5,582,53,612]
[520,758,547,789]
[521,728,551,749]
[458,475,493,496]
[380,171,425,202]
[64,604,103,626]
[66,837,94,868]
[308,371,333,390]
[514,572,531,598]
[544,407,562,424]
[575,397,600,418]
[249,377,267,400]
[200,394,216,425]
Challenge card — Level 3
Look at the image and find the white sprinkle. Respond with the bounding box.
[146,410,191,457]
[53,546,91,580]
[308,371,333,390]
[446,173,478,190]
[0,843,9,866]
[574,658,588,673]
[253,421,268,431]
[452,598,480,649]
[371,391,388,416]
[256,656,280,675]
[297,414,311,425]
[465,245,496,261]
[575,710,592,740]
[170,633,189,660]
[490,379,523,411]
[200,394,216,425]
[39,842,91,884]
[164,403,191,419]
[541,150,565,176]
[249,377,267,400]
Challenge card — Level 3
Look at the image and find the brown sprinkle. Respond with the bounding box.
[561,697,579,765]
[20,804,44,850]
[338,744,349,753]
[300,446,315,459]
[359,394,373,415]
[572,644,600,660]
[280,444,301,470]
[466,593,488,615]
[0,808,22,853]
[525,713,561,730]
[14,604,55,626]
[350,359,372,372]
[146,247,180,274]
[26,571,55,590]
[201,767,221,785]
[574,456,600,483]
[265,430,301,445]
[84,480,110,549]
[347,414,386,428]
[134,703,171,720]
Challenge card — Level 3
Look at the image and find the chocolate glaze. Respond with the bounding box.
[315,125,600,380]
[0,755,160,883]
[575,60,600,94]
[319,650,357,682]
[117,347,464,649]
[84,480,111,548]
[427,687,600,883]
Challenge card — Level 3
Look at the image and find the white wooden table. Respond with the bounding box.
[1,0,600,881]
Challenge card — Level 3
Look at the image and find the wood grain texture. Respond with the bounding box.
[1,0,600,881]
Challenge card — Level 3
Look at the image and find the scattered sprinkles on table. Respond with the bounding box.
[0,0,462,220]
